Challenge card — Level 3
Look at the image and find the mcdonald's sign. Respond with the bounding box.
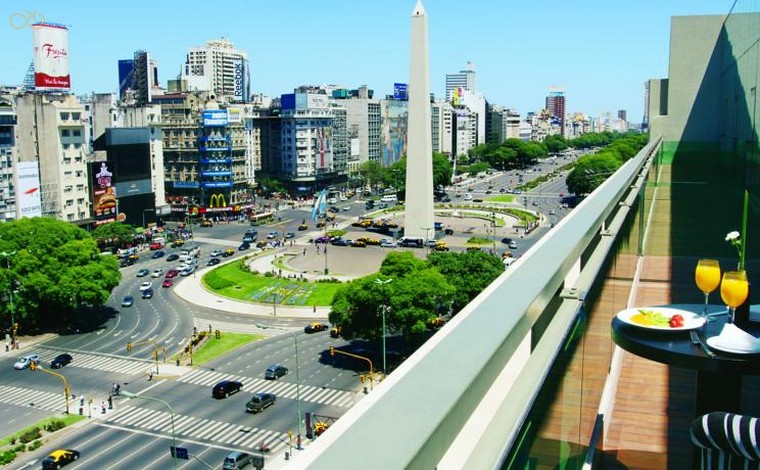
[209,194,227,208]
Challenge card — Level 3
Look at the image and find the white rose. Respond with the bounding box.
[725,231,740,242]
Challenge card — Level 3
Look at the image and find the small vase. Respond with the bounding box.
[734,281,752,330]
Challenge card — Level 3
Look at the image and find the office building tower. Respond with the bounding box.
[545,90,566,136]
[445,61,476,102]
[618,109,627,121]
[332,86,382,172]
[0,91,17,221]
[431,100,453,157]
[118,50,161,106]
[182,39,249,101]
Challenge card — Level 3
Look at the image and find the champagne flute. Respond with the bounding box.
[695,259,721,320]
[720,271,749,324]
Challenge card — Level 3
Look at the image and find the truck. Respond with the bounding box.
[180,244,201,258]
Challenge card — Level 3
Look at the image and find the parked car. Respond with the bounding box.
[304,322,328,334]
[121,295,134,307]
[212,380,243,399]
[151,250,165,259]
[41,449,80,469]
[162,279,174,288]
[166,253,180,262]
[331,238,351,247]
[380,239,397,248]
[314,235,329,244]
[139,282,153,291]
[223,451,253,470]
[51,353,73,369]
[14,354,40,370]
[136,269,150,278]
[141,288,154,299]
[207,258,221,267]
[265,364,288,380]
[245,392,276,413]
[151,268,164,278]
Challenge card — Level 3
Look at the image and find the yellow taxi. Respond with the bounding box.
[42,449,80,469]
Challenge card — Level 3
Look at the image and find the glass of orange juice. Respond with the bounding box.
[695,259,721,320]
[720,270,749,324]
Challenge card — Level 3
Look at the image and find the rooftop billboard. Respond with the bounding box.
[32,23,71,91]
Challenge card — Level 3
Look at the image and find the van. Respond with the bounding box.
[381,194,397,203]
[222,451,252,469]
[179,255,193,265]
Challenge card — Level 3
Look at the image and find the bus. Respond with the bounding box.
[180,244,201,258]
[250,211,276,226]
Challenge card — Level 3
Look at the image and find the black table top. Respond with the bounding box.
[611,304,760,375]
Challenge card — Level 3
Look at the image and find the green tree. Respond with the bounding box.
[92,222,137,250]
[544,134,569,154]
[357,161,385,189]
[432,152,453,188]
[0,218,121,330]
[427,250,505,312]
[566,153,623,195]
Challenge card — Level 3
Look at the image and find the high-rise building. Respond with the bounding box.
[332,86,382,171]
[118,51,162,106]
[431,100,453,157]
[445,61,476,102]
[0,90,17,221]
[617,109,627,121]
[182,39,249,102]
[545,90,566,136]
[486,104,520,145]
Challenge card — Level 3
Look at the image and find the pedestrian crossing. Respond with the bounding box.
[35,348,150,376]
[178,369,357,408]
[101,405,290,453]
[0,384,68,412]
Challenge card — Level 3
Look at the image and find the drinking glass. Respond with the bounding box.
[720,270,749,324]
[695,259,721,320]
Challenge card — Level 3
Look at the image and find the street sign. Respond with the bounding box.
[170,446,189,460]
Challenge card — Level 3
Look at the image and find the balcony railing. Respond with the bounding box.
[294,138,662,469]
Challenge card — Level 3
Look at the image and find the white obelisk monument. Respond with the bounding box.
[404,0,434,240]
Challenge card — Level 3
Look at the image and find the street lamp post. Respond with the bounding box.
[289,331,303,450]
[121,390,178,469]
[0,250,16,346]
[374,277,393,374]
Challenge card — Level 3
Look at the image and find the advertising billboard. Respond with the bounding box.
[232,59,249,103]
[91,161,118,225]
[381,100,408,167]
[315,127,333,170]
[202,110,228,127]
[393,83,408,100]
[32,23,71,91]
[16,162,42,218]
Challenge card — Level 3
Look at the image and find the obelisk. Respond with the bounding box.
[404,0,434,240]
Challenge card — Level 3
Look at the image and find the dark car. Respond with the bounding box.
[151,250,165,259]
[207,258,221,267]
[121,296,134,307]
[50,353,73,369]
[245,392,276,413]
[238,242,250,251]
[42,449,80,469]
[501,237,514,245]
[285,231,295,239]
[331,238,351,246]
[304,322,328,334]
[212,380,243,399]
[166,253,180,262]
[265,364,288,380]
[141,288,154,299]
[242,234,256,243]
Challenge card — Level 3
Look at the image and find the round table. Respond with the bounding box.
[611,304,760,414]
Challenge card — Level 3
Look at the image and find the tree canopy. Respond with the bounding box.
[0,217,121,331]
[565,133,648,195]
[329,250,503,345]
[92,222,139,250]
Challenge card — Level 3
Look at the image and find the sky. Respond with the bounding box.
[0,0,737,124]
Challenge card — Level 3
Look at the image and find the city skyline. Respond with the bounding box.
[0,0,735,122]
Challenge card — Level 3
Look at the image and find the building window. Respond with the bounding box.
[60,112,69,121]
[72,129,81,137]
[72,113,80,121]
[61,129,70,137]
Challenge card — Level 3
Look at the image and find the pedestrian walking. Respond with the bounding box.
[148,371,154,381]
[303,248,306,256]
[101,401,106,414]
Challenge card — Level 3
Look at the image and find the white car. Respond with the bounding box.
[210,249,224,257]
[508,241,518,249]
[139,282,153,291]
[151,268,164,278]
[380,239,397,248]
[14,354,40,370]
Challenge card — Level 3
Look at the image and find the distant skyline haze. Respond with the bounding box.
[0,0,736,123]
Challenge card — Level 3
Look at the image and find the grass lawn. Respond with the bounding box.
[485,195,514,203]
[202,261,342,306]
[191,332,262,366]
[0,414,85,447]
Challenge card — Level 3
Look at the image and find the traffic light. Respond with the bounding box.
[126,342,132,351]
[329,346,334,356]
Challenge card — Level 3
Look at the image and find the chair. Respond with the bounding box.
[690,412,760,469]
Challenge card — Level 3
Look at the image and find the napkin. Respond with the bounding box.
[711,323,760,353]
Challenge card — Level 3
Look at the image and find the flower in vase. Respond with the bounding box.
[725,230,745,270]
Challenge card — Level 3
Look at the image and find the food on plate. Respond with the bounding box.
[630,309,672,328]
[669,314,685,328]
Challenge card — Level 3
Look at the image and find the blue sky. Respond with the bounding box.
[0,0,736,123]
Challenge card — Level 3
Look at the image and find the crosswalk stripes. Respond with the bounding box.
[34,348,150,376]
[0,385,67,412]
[177,368,358,408]
[102,406,288,453]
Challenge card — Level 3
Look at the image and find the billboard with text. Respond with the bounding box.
[32,23,71,91]
[16,162,42,218]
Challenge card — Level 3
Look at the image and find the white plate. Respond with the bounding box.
[706,336,760,354]
[616,307,705,331]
